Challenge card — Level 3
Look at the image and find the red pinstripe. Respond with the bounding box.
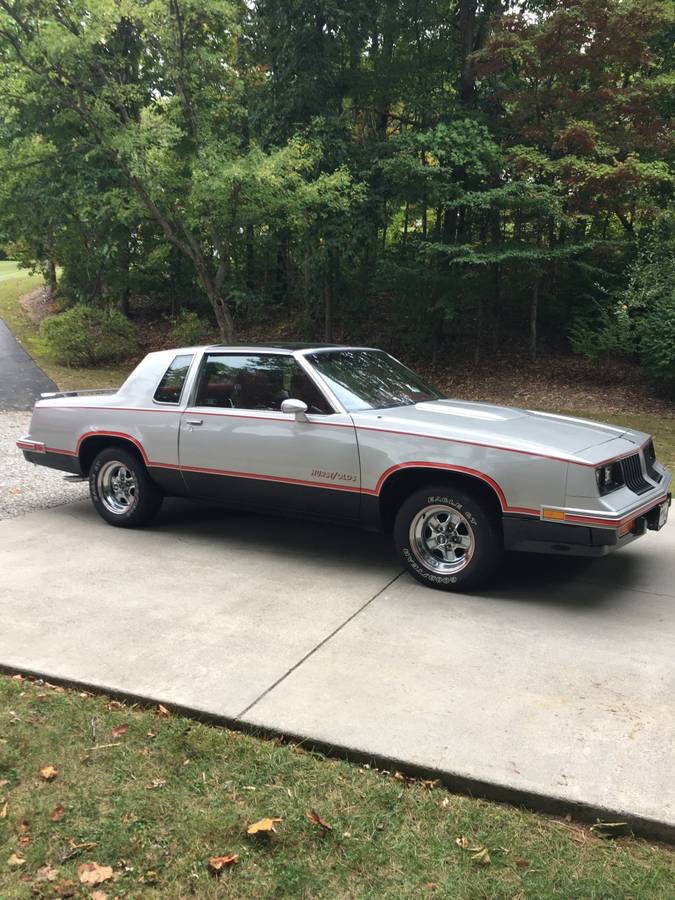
[38,404,649,467]
[38,429,666,529]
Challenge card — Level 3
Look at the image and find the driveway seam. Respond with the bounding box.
[235,570,404,719]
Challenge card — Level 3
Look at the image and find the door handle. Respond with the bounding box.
[186,418,203,426]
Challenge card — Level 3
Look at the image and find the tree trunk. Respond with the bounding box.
[324,249,335,342]
[529,277,540,362]
[324,277,333,343]
[211,291,235,343]
[245,224,255,291]
[45,258,57,301]
[474,295,484,365]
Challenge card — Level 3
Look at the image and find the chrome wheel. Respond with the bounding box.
[409,504,475,575]
[97,460,138,515]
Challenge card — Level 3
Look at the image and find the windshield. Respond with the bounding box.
[306,350,443,412]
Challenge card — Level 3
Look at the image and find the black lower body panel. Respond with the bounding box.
[181,470,361,522]
[502,514,636,557]
[22,449,82,475]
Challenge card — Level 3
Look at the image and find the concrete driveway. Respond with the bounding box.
[1,498,673,839]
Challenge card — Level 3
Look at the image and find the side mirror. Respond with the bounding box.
[281,398,308,422]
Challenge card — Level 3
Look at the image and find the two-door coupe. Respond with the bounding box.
[18,344,671,590]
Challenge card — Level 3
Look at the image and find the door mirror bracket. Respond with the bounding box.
[281,398,308,422]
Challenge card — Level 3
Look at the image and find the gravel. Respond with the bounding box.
[0,411,87,520]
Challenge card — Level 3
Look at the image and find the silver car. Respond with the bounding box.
[18,344,672,591]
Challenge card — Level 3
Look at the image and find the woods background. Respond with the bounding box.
[0,0,673,387]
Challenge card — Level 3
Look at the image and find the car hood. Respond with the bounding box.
[351,400,648,462]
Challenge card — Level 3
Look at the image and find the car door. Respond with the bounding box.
[178,352,361,519]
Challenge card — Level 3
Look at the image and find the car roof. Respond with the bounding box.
[202,343,375,353]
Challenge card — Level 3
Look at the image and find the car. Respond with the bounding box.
[18,343,672,591]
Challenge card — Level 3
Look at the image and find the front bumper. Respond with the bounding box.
[504,492,671,557]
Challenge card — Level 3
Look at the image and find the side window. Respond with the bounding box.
[195,354,332,414]
[154,354,193,404]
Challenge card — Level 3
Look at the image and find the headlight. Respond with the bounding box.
[595,461,625,495]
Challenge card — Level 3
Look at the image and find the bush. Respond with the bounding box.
[169,309,212,346]
[40,305,137,366]
[638,289,675,387]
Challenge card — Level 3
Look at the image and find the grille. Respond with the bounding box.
[620,453,651,495]
[644,440,662,483]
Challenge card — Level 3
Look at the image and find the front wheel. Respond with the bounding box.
[89,447,163,528]
[393,483,503,591]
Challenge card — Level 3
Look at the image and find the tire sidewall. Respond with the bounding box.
[89,448,159,527]
[394,485,501,591]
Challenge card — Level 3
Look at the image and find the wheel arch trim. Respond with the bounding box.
[370,461,538,516]
[76,431,150,468]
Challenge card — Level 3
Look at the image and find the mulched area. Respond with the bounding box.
[418,354,675,417]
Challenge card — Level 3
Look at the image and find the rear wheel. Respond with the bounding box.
[393,483,503,591]
[89,447,162,528]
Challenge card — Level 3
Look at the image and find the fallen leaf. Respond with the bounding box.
[51,804,66,822]
[421,779,440,789]
[208,854,239,874]
[438,797,451,810]
[146,731,156,739]
[91,892,108,900]
[52,879,78,896]
[18,817,30,833]
[77,862,113,885]
[11,674,23,681]
[455,836,469,849]
[111,723,129,740]
[471,848,491,866]
[106,700,124,710]
[306,810,332,831]
[515,858,529,868]
[8,853,26,866]
[149,778,166,789]
[247,817,282,835]
[0,801,7,818]
[424,884,439,891]
[122,812,139,823]
[19,835,31,846]
[393,771,412,782]
[157,704,171,718]
[0,779,8,788]
[39,765,58,781]
[35,864,59,882]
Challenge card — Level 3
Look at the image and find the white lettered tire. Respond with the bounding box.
[394,483,503,591]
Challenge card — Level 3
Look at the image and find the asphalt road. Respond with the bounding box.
[0,316,56,410]
[1,498,673,839]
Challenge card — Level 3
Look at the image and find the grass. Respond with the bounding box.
[0,263,131,392]
[0,677,673,899]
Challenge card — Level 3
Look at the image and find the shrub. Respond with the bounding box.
[40,305,137,366]
[637,289,675,387]
[169,309,212,346]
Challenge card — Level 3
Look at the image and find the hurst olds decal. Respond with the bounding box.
[311,468,358,484]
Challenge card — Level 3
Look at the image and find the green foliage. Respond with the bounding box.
[569,306,634,361]
[0,0,672,370]
[40,305,138,366]
[169,309,213,346]
[638,289,675,386]
[628,223,675,386]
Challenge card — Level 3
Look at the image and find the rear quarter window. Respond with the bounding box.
[154,354,193,404]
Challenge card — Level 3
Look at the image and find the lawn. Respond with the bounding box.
[0,676,672,899]
[0,264,131,392]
